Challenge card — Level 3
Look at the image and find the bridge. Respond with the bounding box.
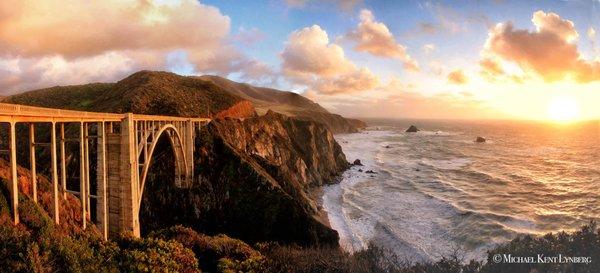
[0,103,210,240]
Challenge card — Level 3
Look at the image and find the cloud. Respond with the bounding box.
[282,25,355,79]
[531,11,578,42]
[589,27,598,57]
[313,68,379,94]
[0,0,230,58]
[0,0,276,93]
[416,2,492,35]
[479,58,504,77]
[417,23,438,34]
[346,9,419,71]
[0,53,143,93]
[285,0,308,8]
[310,79,497,119]
[281,25,378,94]
[447,70,468,84]
[483,10,600,82]
[422,44,436,54]
[232,27,267,47]
[285,0,361,11]
[428,61,444,76]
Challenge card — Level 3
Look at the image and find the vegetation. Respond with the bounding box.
[0,163,261,273]
[4,70,246,118]
[3,83,114,111]
[262,222,599,273]
[1,171,599,272]
[1,158,598,273]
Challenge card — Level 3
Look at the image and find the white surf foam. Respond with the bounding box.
[419,158,472,170]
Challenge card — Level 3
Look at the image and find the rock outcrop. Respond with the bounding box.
[475,136,486,143]
[138,111,347,246]
[215,100,256,119]
[406,125,419,132]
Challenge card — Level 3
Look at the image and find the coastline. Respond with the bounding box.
[318,131,370,254]
[310,186,333,229]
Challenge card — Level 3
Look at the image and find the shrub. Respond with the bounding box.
[150,225,266,273]
[116,235,199,273]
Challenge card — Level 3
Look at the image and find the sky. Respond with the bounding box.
[1,0,600,121]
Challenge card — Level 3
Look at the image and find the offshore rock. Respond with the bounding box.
[406,125,419,132]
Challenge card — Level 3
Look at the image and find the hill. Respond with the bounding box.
[198,75,329,113]
[199,75,366,133]
[4,71,254,118]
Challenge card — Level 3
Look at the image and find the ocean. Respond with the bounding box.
[322,119,600,262]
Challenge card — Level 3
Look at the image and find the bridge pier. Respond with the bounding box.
[105,114,140,238]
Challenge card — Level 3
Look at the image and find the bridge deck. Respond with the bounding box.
[0,103,211,123]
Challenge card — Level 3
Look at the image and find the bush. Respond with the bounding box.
[150,225,267,273]
[116,236,199,273]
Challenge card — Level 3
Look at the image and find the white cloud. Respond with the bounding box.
[281,25,379,94]
[0,0,275,93]
[346,9,419,71]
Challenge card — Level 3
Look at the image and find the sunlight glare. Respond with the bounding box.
[547,96,579,122]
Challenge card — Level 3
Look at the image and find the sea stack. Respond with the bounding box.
[475,136,486,143]
[406,125,419,132]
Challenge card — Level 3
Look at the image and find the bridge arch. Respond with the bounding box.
[136,123,189,212]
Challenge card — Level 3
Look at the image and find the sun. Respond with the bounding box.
[547,96,580,122]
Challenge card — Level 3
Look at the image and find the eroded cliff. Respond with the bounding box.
[139,111,347,246]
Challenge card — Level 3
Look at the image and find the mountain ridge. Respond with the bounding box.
[199,75,366,133]
[4,70,365,133]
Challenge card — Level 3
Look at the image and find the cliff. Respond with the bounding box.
[139,111,346,246]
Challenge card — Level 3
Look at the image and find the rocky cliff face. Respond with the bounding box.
[213,111,348,189]
[215,100,256,119]
[139,111,347,246]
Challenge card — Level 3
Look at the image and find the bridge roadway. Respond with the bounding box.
[0,103,210,239]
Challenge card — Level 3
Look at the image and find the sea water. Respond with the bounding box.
[322,119,600,262]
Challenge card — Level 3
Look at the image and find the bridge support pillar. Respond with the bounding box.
[185,120,195,186]
[107,114,141,238]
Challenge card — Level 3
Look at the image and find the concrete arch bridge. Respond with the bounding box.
[0,103,210,239]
